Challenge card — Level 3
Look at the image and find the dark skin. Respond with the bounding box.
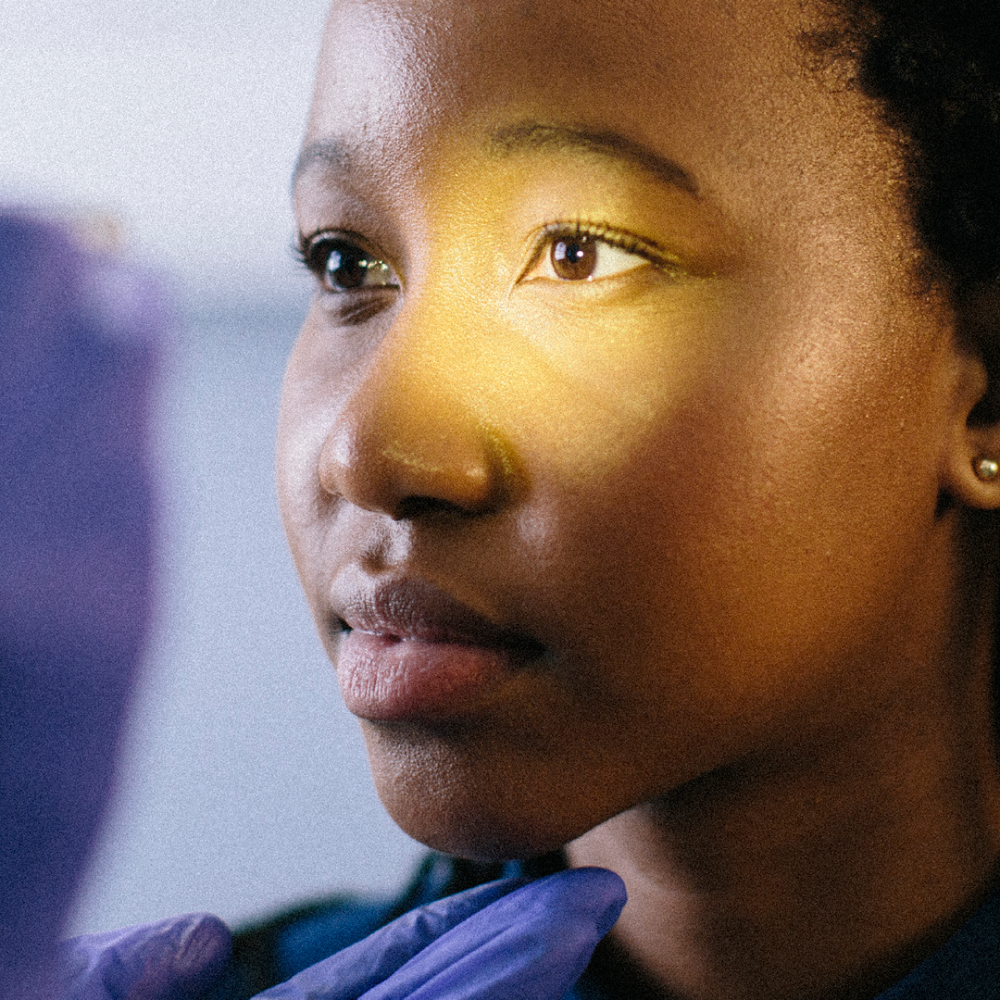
[279,0,1000,996]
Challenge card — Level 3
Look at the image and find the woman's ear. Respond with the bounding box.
[942,281,1000,510]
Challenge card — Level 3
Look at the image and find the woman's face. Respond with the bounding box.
[280,0,971,858]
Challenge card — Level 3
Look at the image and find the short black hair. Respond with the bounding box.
[811,0,1000,293]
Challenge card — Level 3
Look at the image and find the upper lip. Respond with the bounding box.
[332,575,544,653]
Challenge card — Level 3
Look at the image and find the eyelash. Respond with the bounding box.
[294,229,399,323]
[293,230,320,272]
[293,230,386,280]
[523,219,681,278]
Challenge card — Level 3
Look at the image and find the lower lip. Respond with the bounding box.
[336,631,518,721]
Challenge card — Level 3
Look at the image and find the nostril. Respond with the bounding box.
[394,495,477,520]
[330,617,353,641]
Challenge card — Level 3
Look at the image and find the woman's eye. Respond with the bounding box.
[302,236,397,294]
[524,233,651,283]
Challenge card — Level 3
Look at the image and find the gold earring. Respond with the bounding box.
[974,457,999,481]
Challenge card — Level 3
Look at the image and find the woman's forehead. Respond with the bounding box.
[302,0,908,266]
[308,0,808,144]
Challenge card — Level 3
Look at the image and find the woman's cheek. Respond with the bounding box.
[489,281,730,484]
[276,325,348,581]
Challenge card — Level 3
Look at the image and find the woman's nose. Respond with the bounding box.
[317,347,506,519]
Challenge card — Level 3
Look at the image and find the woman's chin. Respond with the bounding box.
[361,722,613,861]
[379,793,578,862]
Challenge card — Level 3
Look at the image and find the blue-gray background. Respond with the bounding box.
[1,0,424,932]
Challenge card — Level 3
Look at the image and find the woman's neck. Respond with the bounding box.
[567,686,1000,1000]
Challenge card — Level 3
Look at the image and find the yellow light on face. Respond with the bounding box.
[371,146,735,485]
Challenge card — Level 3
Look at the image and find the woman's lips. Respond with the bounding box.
[331,577,544,722]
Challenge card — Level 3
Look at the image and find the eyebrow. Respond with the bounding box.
[488,123,698,196]
[292,140,353,191]
[293,124,699,197]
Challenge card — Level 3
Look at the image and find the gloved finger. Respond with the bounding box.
[60,912,232,1000]
[361,867,626,1000]
[253,877,530,999]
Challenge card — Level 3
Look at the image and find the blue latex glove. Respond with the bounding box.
[59,913,232,1000]
[0,211,165,998]
[255,867,626,1000]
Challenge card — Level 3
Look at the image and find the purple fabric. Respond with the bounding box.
[0,212,165,996]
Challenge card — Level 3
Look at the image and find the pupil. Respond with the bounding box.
[551,236,597,281]
[326,244,368,289]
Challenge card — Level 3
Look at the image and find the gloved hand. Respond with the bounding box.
[255,867,626,1000]
[59,913,232,1000]
[0,211,166,999]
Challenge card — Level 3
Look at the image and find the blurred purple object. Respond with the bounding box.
[60,913,232,1000]
[0,212,166,998]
